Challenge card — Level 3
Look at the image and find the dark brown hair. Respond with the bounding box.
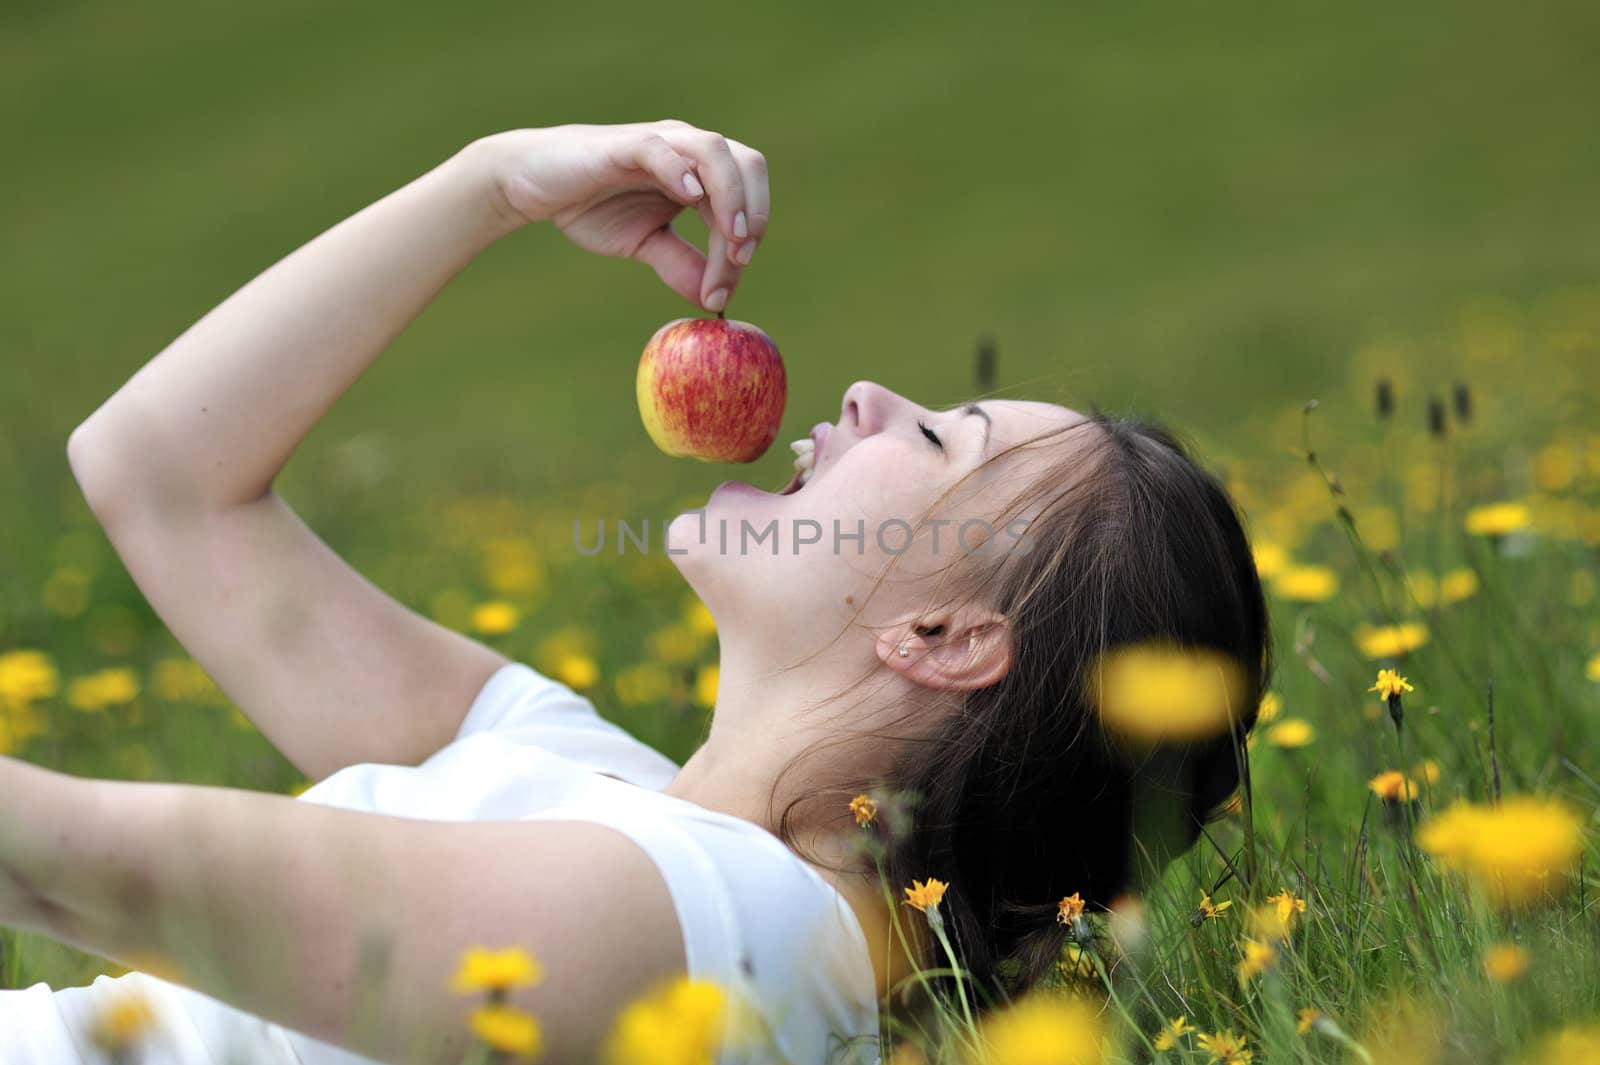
[769,406,1271,1013]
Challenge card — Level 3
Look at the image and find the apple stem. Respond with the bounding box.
[716,310,726,320]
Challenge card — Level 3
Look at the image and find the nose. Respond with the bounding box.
[841,380,915,437]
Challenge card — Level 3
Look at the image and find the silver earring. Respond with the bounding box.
[897,642,911,658]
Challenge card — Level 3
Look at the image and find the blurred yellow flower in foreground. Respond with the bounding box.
[1418,797,1585,907]
[604,977,747,1065]
[1252,541,1288,579]
[903,878,949,913]
[554,652,599,690]
[975,992,1107,1065]
[684,597,717,638]
[1465,501,1532,537]
[1272,565,1339,603]
[469,1004,542,1059]
[1295,1008,1322,1036]
[693,664,718,708]
[470,600,522,636]
[1355,622,1429,659]
[89,990,158,1053]
[451,946,544,995]
[1090,643,1248,742]
[1265,719,1315,748]
[1256,692,1281,723]
[0,648,59,709]
[1236,937,1277,983]
[67,668,140,712]
[1523,1021,1600,1065]
[1484,943,1530,983]
[1587,651,1600,683]
[1194,1028,1252,1064]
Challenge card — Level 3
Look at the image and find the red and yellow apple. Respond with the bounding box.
[636,317,787,463]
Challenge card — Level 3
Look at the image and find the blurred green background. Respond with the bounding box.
[4,0,1600,996]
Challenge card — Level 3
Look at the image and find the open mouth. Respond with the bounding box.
[776,423,830,495]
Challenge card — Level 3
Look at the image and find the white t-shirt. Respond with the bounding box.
[0,663,882,1065]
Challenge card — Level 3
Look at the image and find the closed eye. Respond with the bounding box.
[917,420,944,451]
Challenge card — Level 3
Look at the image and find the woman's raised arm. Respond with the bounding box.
[0,755,688,1062]
[64,122,768,779]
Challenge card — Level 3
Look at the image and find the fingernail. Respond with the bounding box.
[683,172,705,198]
[736,240,756,266]
[705,287,729,312]
[734,211,748,239]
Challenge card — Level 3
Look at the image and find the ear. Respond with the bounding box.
[875,607,1014,692]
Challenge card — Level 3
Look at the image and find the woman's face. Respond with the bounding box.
[670,380,1090,654]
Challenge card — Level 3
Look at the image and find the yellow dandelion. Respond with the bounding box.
[1195,1028,1253,1064]
[1296,1009,1322,1036]
[1153,1016,1192,1051]
[451,946,544,995]
[603,977,745,1065]
[1525,1021,1600,1065]
[89,991,158,1053]
[615,662,673,706]
[903,878,949,913]
[66,668,141,712]
[1252,542,1288,579]
[1193,892,1233,925]
[1414,759,1442,784]
[1355,622,1430,659]
[1418,796,1585,907]
[1264,889,1307,931]
[1272,565,1339,603]
[1439,568,1480,604]
[1089,643,1248,743]
[0,649,60,709]
[1265,719,1315,748]
[1369,770,1421,803]
[1056,892,1086,926]
[848,794,878,827]
[684,598,717,638]
[1256,692,1281,723]
[554,652,599,690]
[1484,943,1530,984]
[977,992,1107,1065]
[1465,501,1532,537]
[470,600,522,636]
[469,1003,543,1059]
[692,664,718,708]
[1586,651,1600,683]
[1369,669,1414,700]
[647,622,701,665]
[1236,938,1277,984]
[151,658,223,703]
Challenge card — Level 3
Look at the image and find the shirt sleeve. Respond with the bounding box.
[453,662,681,789]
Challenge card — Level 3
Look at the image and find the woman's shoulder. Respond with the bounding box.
[538,793,882,1065]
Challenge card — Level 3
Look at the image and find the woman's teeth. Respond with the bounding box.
[790,438,815,486]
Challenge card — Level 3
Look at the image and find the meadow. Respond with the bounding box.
[3,0,1599,1061]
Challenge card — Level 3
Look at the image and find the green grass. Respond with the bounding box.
[3,0,1599,1060]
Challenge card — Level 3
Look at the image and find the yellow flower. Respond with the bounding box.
[1236,938,1277,983]
[1483,943,1530,984]
[604,977,744,1065]
[1056,892,1086,926]
[554,652,600,690]
[469,1004,543,1059]
[1415,759,1442,784]
[1272,565,1339,603]
[976,992,1107,1065]
[615,662,673,706]
[1369,669,1414,701]
[1264,889,1307,932]
[470,600,522,636]
[849,794,878,827]
[89,991,158,1052]
[151,658,223,703]
[1255,692,1281,723]
[1089,643,1248,742]
[480,537,545,596]
[1369,770,1421,803]
[1265,719,1315,748]
[450,946,544,995]
[1193,891,1233,924]
[1418,797,1585,907]
[0,649,60,709]
[1296,1009,1322,1036]
[648,622,701,665]
[903,878,949,913]
[1586,651,1600,683]
[66,668,141,712]
[1355,622,1429,659]
[684,598,717,638]
[1465,502,1532,537]
[1525,1021,1600,1065]
[1153,1016,1192,1051]
[1195,1028,1253,1064]
[1252,542,1288,579]
[692,664,718,708]
[1439,568,1480,604]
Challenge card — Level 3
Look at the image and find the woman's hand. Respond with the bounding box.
[475,120,769,313]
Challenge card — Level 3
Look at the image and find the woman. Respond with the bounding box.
[0,120,1268,1064]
